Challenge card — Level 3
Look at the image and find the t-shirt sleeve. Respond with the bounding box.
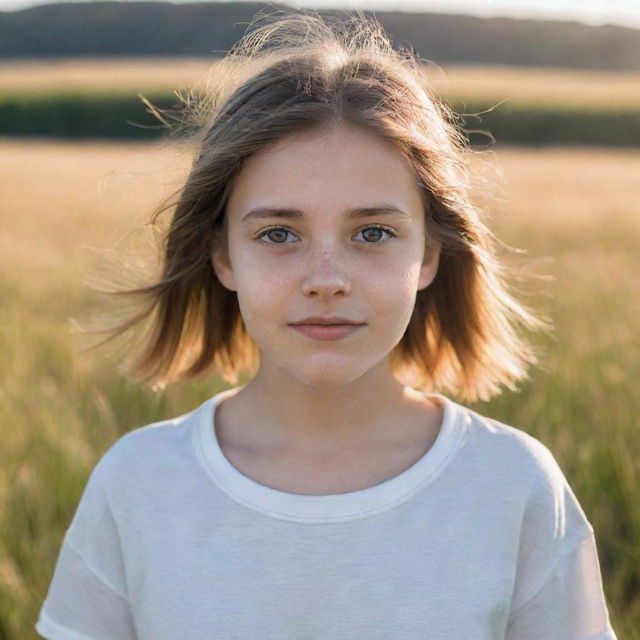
[505,443,617,640]
[35,458,137,640]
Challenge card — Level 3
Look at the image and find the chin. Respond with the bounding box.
[291,360,381,390]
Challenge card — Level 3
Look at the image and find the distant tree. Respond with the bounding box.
[0,1,638,71]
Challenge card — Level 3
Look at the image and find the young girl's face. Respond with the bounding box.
[212,122,440,389]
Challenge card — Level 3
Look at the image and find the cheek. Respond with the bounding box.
[369,262,421,302]
[368,264,422,331]
[229,245,268,289]
[233,262,285,325]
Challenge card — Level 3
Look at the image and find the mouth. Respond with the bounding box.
[289,323,364,341]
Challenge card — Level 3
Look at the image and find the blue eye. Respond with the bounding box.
[356,225,397,243]
[255,225,397,245]
[256,228,296,244]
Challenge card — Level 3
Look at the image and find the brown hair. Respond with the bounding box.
[94,9,551,403]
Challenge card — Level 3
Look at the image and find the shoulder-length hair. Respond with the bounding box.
[95,9,550,403]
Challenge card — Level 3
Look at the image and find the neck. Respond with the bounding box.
[222,360,428,459]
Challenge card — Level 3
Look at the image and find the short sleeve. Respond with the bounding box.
[505,444,617,639]
[35,460,137,639]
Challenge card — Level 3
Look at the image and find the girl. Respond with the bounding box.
[36,10,617,640]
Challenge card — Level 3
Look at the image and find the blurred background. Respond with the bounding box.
[1,1,639,638]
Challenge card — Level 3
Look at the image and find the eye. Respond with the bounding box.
[254,225,397,245]
[354,225,397,243]
[254,227,299,244]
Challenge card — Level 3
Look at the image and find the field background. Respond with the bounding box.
[2,59,640,145]
[1,61,639,638]
[2,58,640,108]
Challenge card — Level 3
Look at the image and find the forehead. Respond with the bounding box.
[226,123,423,218]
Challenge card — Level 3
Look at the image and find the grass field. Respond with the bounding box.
[1,138,639,638]
[1,57,640,109]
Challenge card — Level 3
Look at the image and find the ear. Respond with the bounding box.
[210,232,237,292]
[417,240,441,291]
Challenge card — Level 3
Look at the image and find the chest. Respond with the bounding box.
[124,497,519,640]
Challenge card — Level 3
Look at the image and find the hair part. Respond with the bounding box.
[89,8,552,403]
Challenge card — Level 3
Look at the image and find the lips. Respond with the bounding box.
[290,323,364,341]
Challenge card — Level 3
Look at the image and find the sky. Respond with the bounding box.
[1,0,639,30]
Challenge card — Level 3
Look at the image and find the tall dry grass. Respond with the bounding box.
[1,138,638,638]
[1,58,639,108]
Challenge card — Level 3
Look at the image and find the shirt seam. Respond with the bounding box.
[64,538,129,603]
[508,528,595,619]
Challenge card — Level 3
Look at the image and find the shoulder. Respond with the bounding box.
[455,401,564,481]
[87,400,207,501]
[453,400,594,537]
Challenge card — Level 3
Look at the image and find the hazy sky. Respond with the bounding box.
[1,0,639,29]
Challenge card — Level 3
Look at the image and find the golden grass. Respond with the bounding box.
[0,57,213,96]
[1,138,638,638]
[0,138,190,278]
[422,64,640,108]
[1,57,639,108]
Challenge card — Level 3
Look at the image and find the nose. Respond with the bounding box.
[301,247,351,298]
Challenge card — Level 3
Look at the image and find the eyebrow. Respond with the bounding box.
[240,206,412,224]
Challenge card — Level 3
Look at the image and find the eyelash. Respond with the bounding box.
[254,224,398,245]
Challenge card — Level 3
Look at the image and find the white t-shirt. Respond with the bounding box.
[36,386,618,640]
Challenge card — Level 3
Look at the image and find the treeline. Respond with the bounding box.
[2,91,639,146]
[1,1,639,71]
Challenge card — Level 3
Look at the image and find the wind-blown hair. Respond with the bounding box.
[96,9,550,403]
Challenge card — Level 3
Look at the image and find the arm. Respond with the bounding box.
[505,444,617,640]
[505,530,617,639]
[35,461,137,639]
